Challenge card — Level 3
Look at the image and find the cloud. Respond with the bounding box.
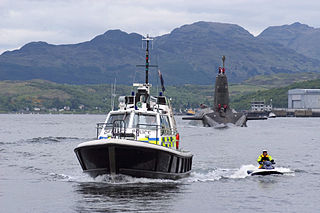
[0,0,320,54]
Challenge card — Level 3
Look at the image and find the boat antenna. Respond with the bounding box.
[137,35,157,84]
[111,78,117,110]
[143,35,152,84]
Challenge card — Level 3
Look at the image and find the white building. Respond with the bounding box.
[288,89,320,109]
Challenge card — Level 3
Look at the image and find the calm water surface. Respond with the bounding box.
[1,114,320,212]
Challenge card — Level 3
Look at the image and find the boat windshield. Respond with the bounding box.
[133,113,157,130]
[160,115,171,128]
[106,113,130,128]
[160,115,171,134]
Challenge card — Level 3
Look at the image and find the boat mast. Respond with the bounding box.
[142,35,153,84]
[110,78,117,111]
[137,35,157,85]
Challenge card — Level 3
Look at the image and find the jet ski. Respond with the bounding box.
[247,161,283,176]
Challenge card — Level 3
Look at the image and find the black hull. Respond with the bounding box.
[74,143,193,180]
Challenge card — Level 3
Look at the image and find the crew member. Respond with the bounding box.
[257,150,275,168]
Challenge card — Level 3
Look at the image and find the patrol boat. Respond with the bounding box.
[74,36,193,180]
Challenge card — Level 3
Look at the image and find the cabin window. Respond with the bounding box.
[157,97,166,105]
[126,96,134,104]
[160,115,171,134]
[139,95,146,102]
[133,114,157,130]
[160,115,170,128]
[106,113,130,128]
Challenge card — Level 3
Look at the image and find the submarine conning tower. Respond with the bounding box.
[213,56,229,112]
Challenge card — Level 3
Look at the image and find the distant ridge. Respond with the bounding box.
[258,22,320,60]
[1,21,320,85]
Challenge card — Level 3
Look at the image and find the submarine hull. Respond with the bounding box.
[204,111,247,127]
[183,108,247,127]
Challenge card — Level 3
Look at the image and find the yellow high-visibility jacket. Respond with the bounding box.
[257,154,273,163]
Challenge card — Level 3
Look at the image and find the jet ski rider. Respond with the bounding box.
[257,150,275,169]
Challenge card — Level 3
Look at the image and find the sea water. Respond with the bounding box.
[0,114,319,212]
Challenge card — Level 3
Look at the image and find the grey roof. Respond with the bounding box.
[288,89,320,95]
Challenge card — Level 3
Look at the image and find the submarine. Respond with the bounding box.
[183,56,247,127]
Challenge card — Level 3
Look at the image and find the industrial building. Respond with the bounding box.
[288,89,320,109]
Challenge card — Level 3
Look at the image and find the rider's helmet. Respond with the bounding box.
[262,149,268,153]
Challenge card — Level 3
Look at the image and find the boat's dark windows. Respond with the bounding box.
[124,113,130,127]
[116,147,156,171]
[160,115,171,135]
[135,89,149,105]
[170,156,177,173]
[126,96,134,104]
[180,158,185,173]
[185,158,188,172]
[106,113,130,129]
[80,147,109,170]
[176,158,180,173]
[156,152,171,172]
[157,97,166,105]
[185,158,188,171]
[160,115,170,128]
[133,114,138,128]
[133,114,157,130]
[139,94,146,102]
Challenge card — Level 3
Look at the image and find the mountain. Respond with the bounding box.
[0,30,144,84]
[1,21,320,85]
[258,22,320,60]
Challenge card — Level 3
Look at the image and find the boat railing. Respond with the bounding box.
[97,122,172,142]
[112,120,127,139]
[96,121,133,139]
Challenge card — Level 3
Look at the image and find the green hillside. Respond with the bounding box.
[0,80,216,113]
[1,78,320,113]
[242,72,320,88]
[0,80,255,113]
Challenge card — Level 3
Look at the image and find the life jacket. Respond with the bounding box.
[259,154,271,161]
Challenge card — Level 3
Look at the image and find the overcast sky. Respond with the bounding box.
[0,0,319,54]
